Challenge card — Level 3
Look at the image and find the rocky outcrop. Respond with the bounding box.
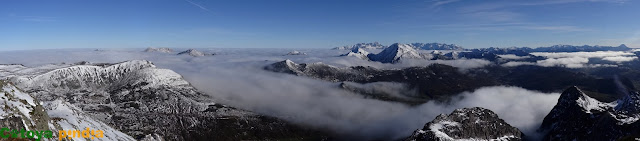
[406,107,523,141]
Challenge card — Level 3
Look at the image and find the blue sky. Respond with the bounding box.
[1,0,639,50]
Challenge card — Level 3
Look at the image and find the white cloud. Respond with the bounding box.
[502,61,535,67]
[536,57,589,68]
[498,54,531,60]
[531,51,635,58]
[602,56,638,62]
[504,51,637,68]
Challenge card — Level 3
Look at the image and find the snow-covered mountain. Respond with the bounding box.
[409,43,464,51]
[177,49,214,57]
[406,107,523,141]
[1,60,326,140]
[368,43,427,63]
[539,86,640,140]
[143,47,174,53]
[340,48,371,60]
[332,42,465,51]
[332,42,386,50]
[0,80,136,141]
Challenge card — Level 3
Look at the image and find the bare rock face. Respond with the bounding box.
[406,107,523,141]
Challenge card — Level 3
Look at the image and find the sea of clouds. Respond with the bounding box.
[503,51,638,68]
[0,48,562,140]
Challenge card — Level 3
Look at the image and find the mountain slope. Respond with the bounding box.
[3,60,327,140]
[0,80,136,141]
[539,86,640,140]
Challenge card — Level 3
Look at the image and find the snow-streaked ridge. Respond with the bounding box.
[12,60,189,91]
[368,43,425,63]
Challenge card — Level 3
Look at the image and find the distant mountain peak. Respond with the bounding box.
[618,44,629,48]
[340,47,371,60]
[409,42,465,50]
[177,49,214,57]
[285,50,307,55]
[144,47,173,53]
[332,42,387,50]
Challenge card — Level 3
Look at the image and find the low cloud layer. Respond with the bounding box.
[530,51,635,58]
[498,54,532,60]
[0,48,559,140]
[504,51,637,68]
